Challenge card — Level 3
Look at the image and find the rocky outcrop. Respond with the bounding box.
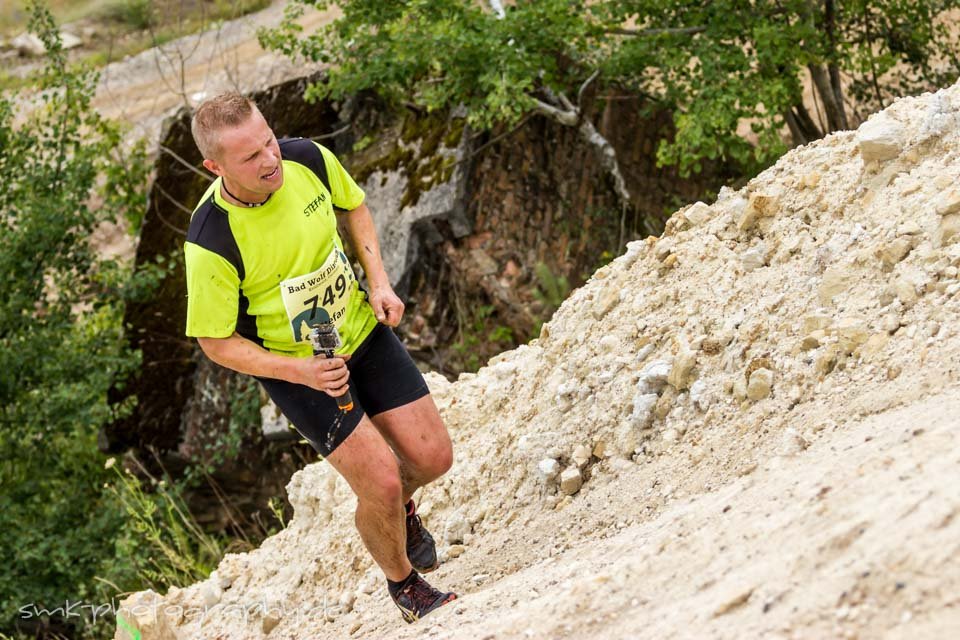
[399,95,733,370]
[116,81,960,640]
[345,102,474,293]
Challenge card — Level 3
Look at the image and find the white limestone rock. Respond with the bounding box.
[571,444,592,469]
[443,510,471,545]
[857,113,904,162]
[559,466,583,496]
[747,368,774,401]
[636,360,672,395]
[537,458,560,482]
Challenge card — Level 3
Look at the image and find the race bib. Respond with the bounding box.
[280,247,355,343]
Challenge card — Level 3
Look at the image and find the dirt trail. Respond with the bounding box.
[91,1,337,144]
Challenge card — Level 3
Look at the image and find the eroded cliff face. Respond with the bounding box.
[117,81,960,639]
[105,74,722,531]
[394,92,734,372]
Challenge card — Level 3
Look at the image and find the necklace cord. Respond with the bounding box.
[221,180,272,207]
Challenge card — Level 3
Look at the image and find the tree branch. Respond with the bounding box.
[532,94,633,223]
[150,187,189,235]
[309,123,352,141]
[532,97,577,126]
[577,117,633,217]
[159,144,210,180]
[793,101,824,141]
[808,63,847,132]
[542,85,575,113]
[823,0,849,129]
[828,62,847,126]
[460,114,533,164]
[608,26,706,37]
[578,69,600,109]
[784,109,809,146]
[861,3,886,111]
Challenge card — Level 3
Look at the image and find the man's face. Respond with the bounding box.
[203,110,283,197]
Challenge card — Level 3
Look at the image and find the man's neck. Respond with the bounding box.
[220,178,270,208]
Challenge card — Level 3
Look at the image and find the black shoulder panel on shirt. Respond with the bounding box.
[278,137,332,195]
[185,193,245,281]
[236,290,262,347]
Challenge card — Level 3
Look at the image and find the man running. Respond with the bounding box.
[183,92,457,624]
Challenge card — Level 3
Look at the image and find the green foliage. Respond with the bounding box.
[104,459,225,591]
[0,2,159,636]
[603,0,960,173]
[259,0,604,132]
[351,133,375,152]
[266,497,288,532]
[533,261,571,313]
[451,304,514,372]
[262,0,960,177]
[98,0,154,29]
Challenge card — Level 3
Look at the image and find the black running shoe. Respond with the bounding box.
[405,501,439,573]
[391,572,458,624]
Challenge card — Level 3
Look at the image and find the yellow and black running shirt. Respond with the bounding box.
[184,138,377,357]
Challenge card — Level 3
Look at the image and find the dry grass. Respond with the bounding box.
[2,0,269,36]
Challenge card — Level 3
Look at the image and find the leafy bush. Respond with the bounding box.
[451,304,515,373]
[104,458,226,592]
[98,0,154,30]
[0,2,161,637]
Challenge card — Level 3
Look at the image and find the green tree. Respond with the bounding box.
[0,2,155,636]
[261,0,959,181]
[260,0,635,211]
[604,0,960,173]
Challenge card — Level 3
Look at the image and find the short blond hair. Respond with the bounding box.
[191,92,260,160]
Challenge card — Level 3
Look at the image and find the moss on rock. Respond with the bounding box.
[350,109,467,209]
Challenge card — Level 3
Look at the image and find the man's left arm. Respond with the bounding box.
[338,203,405,327]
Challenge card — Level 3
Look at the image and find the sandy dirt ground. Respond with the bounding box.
[360,390,960,640]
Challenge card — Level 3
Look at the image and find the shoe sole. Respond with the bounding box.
[411,557,440,574]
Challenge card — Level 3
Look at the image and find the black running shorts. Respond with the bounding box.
[258,323,430,457]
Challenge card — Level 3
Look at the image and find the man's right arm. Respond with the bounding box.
[197,332,351,397]
[185,239,349,397]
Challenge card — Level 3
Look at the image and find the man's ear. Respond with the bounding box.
[202,158,223,177]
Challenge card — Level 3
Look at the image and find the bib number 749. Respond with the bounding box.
[280,248,356,342]
[304,273,348,316]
